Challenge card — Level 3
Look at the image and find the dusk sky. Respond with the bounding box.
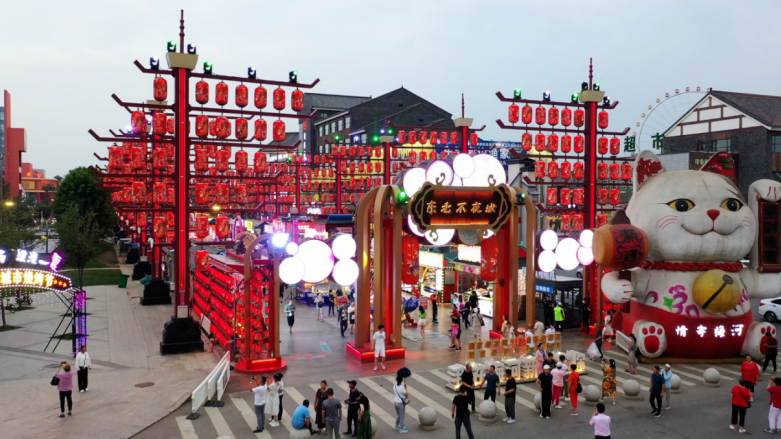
[1,0,778,176]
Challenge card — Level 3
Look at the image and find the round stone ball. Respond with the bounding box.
[478,400,497,418]
[671,373,682,390]
[584,384,601,402]
[418,407,437,426]
[623,379,641,397]
[289,429,311,439]
[703,368,721,384]
[533,392,542,411]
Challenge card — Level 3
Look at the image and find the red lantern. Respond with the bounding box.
[548,108,559,126]
[375,147,383,158]
[166,118,175,134]
[508,104,520,123]
[215,216,230,238]
[137,212,148,228]
[392,163,399,173]
[195,149,208,171]
[610,138,620,155]
[597,189,608,205]
[547,134,559,152]
[419,131,428,144]
[398,131,407,144]
[122,187,131,203]
[574,136,585,154]
[561,135,572,153]
[610,188,621,206]
[420,151,428,162]
[535,134,546,152]
[548,161,559,179]
[254,86,267,108]
[195,80,210,104]
[235,150,249,173]
[236,184,248,204]
[409,150,417,164]
[535,106,546,125]
[292,90,304,111]
[621,163,633,181]
[254,119,268,141]
[167,189,175,206]
[131,111,147,134]
[358,162,366,173]
[196,115,209,138]
[521,105,533,124]
[469,132,479,146]
[408,131,417,144]
[561,187,572,205]
[597,137,608,155]
[108,146,122,170]
[233,118,248,140]
[195,183,208,204]
[216,116,230,139]
[450,132,458,145]
[563,108,573,126]
[253,152,267,172]
[357,146,364,157]
[610,163,620,180]
[209,119,217,137]
[521,133,532,151]
[598,163,608,180]
[152,113,167,135]
[561,161,572,179]
[597,214,609,228]
[211,183,227,204]
[153,77,167,101]
[273,120,285,142]
[215,82,229,106]
[574,162,584,179]
[561,214,572,232]
[392,147,399,158]
[480,236,499,282]
[273,88,286,110]
[574,109,585,127]
[439,132,448,145]
[235,84,249,108]
[573,188,584,205]
[195,250,209,270]
[375,162,382,174]
[573,213,584,230]
[153,217,166,239]
[132,182,146,204]
[598,111,609,129]
[534,161,546,179]
[152,147,167,170]
[131,146,145,170]
[546,188,557,205]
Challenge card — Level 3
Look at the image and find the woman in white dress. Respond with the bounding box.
[603,310,615,340]
[265,375,280,427]
[472,308,483,341]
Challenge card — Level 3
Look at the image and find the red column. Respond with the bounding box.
[461,126,469,154]
[384,218,396,346]
[335,154,342,213]
[295,161,301,213]
[174,67,191,309]
[584,100,599,324]
[383,142,391,185]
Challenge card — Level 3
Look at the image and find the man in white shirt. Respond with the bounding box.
[250,376,267,433]
[589,403,611,438]
[75,345,92,392]
[533,319,545,336]
[545,326,557,337]
[372,325,386,371]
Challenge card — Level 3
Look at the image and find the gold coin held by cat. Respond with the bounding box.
[692,269,741,314]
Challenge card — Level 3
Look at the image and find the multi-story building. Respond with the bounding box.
[21,164,59,203]
[2,90,26,198]
[297,93,371,156]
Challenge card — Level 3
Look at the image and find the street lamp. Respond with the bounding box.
[4,201,14,207]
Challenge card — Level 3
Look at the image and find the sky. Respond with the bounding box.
[1,0,779,177]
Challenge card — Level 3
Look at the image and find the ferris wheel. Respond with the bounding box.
[634,87,710,151]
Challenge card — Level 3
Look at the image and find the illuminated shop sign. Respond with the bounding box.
[408,183,513,233]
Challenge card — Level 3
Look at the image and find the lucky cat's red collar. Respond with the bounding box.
[640,261,744,272]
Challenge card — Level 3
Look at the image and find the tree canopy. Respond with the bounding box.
[52,167,114,232]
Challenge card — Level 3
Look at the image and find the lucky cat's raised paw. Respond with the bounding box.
[634,320,667,358]
[601,271,634,304]
[750,180,781,202]
[742,321,776,359]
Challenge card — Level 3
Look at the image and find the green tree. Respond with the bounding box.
[52,167,114,231]
[0,200,39,330]
[54,204,103,288]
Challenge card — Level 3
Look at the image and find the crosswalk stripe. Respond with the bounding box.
[710,365,742,377]
[358,377,420,419]
[428,369,536,410]
[384,375,452,418]
[602,352,696,386]
[230,394,271,438]
[332,381,398,429]
[285,387,314,420]
[204,407,233,437]
[176,416,199,439]
[279,406,294,431]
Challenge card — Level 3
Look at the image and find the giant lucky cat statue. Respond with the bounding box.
[601,150,781,359]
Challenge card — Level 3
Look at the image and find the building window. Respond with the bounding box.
[325,124,330,135]
[696,139,707,151]
[302,131,306,141]
[346,117,351,129]
[318,126,323,137]
[773,136,781,153]
[337,119,343,131]
[330,122,336,134]
[361,134,367,144]
[711,139,731,152]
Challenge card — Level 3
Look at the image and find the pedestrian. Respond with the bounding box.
[55,361,74,418]
[764,329,779,373]
[452,385,475,439]
[292,400,315,435]
[551,362,565,409]
[482,365,500,402]
[533,318,545,336]
[537,365,553,419]
[626,333,639,375]
[393,375,409,434]
[285,300,296,334]
[472,308,483,342]
[501,315,513,339]
[543,298,554,327]
[503,369,516,423]
[339,306,349,338]
[315,380,328,434]
[460,363,477,412]
[417,306,428,339]
[661,364,673,409]
[593,323,605,361]
[348,301,356,335]
[649,365,665,418]
[315,293,325,322]
[431,294,439,323]
[265,374,281,427]
[535,343,548,375]
[603,310,615,341]
[322,388,343,439]
[554,301,565,332]
[767,376,781,434]
[372,324,386,371]
[75,345,92,393]
[590,402,611,439]
[568,363,580,415]
[469,291,478,310]
[741,355,760,401]
[276,373,286,421]
[730,379,751,433]
[337,289,348,315]
[560,354,571,401]
[545,325,556,337]
[462,303,471,329]
[601,359,617,405]
[544,352,556,371]
[450,306,462,351]
[344,380,361,436]
[580,299,591,333]
[250,376,267,433]
[328,290,336,316]
[356,392,372,439]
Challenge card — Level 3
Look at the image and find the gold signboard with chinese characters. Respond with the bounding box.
[408,182,514,233]
[0,268,72,291]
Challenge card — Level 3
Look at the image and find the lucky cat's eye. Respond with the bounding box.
[668,199,695,212]
[721,198,743,212]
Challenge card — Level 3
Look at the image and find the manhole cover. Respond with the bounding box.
[135,382,155,388]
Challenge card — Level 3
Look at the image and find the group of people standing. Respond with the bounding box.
[313,289,356,338]
[52,345,93,418]
[449,293,485,351]
[250,373,286,431]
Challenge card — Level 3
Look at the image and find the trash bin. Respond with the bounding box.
[140,275,152,285]
[118,274,130,288]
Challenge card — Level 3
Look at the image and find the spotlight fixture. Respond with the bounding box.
[513,88,522,99]
[167,40,177,52]
[516,192,527,206]
[372,135,380,143]
[150,57,160,70]
[187,43,197,55]
[334,134,341,142]
[543,91,551,102]
[593,82,601,91]
[581,81,588,91]
[571,93,579,103]
[289,70,298,83]
[397,190,409,204]
[247,66,256,79]
[203,61,213,75]
[603,96,611,106]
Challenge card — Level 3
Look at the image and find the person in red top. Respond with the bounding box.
[730,380,752,433]
[767,377,781,434]
[568,363,580,416]
[741,355,761,401]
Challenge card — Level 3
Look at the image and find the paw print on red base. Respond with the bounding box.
[634,320,668,358]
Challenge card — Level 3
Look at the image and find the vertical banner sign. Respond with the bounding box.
[401,236,420,285]
[758,200,781,273]
[480,236,499,281]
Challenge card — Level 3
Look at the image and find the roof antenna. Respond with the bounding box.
[179,10,185,53]
[461,93,465,118]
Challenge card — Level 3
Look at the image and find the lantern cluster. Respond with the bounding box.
[536,229,594,273]
[278,235,359,286]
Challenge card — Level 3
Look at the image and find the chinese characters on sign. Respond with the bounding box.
[0,248,63,272]
[758,201,781,273]
[675,323,743,338]
[0,268,72,291]
[409,182,514,233]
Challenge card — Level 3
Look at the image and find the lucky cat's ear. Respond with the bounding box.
[633,150,666,193]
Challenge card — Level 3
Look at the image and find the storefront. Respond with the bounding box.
[534,272,584,328]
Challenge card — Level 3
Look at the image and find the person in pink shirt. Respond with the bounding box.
[551,362,566,409]
[589,403,611,439]
[55,361,74,418]
[766,377,781,434]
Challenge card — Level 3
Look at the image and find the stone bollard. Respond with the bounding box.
[533,392,542,413]
[477,400,498,424]
[582,384,601,406]
[418,407,438,431]
[622,379,642,400]
[671,373,682,394]
[289,429,310,439]
[703,368,721,387]
[370,417,378,438]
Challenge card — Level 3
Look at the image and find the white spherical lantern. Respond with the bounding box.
[539,230,559,251]
[462,154,506,187]
[285,242,299,256]
[451,153,475,179]
[425,228,455,246]
[331,234,356,260]
[426,160,454,186]
[578,229,594,248]
[279,257,305,284]
[332,259,359,286]
[537,250,556,272]
[407,214,425,237]
[577,246,594,266]
[555,238,580,270]
[297,240,335,283]
[402,168,427,197]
